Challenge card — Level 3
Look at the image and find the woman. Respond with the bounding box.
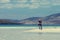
[38,20,42,30]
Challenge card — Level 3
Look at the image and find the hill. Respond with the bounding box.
[20,13,60,25]
[0,13,60,25]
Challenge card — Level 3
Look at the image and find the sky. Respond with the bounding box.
[0,0,60,20]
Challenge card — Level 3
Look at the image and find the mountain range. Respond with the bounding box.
[0,13,60,25]
[20,13,60,25]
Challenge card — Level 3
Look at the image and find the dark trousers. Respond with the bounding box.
[38,24,42,30]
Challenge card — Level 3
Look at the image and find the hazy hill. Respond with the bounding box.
[20,17,43,24]
[0,13,60,25]
[20,13,60,25]
[44,13,60,24]
[0,19,22,25]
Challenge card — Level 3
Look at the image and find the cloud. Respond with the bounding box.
[29,3,40,9]
[12,0,28,3]
[30,0,40,3]
[0,0,10,3]
[1,0,59,9]
[0,3,29,9]
[52,0,60,5]
[14,4,29,8]
[40,0,51,5]
[0,4,13,9]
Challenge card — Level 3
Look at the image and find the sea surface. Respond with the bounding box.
[0,26,60,40]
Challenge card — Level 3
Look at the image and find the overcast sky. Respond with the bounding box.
[0,0,60,20]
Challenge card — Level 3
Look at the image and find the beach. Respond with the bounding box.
[0,26,60,33]
[0,26,60,40]
[24,28,60,32]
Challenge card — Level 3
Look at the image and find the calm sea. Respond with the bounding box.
[0,26,60,40]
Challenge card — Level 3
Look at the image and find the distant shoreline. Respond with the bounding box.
[0,24,60,26]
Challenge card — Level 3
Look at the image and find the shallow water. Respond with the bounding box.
[0,26,60,40]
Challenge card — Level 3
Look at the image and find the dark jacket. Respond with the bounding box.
[38,21,42,26]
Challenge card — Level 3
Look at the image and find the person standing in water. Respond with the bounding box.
[38,20,42,30]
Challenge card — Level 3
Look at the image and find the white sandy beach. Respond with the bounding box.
[0,27,60,40]
[24,28,60,32]
[0,27,60,33]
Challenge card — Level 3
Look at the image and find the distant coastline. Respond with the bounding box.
[0,13,60,26]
